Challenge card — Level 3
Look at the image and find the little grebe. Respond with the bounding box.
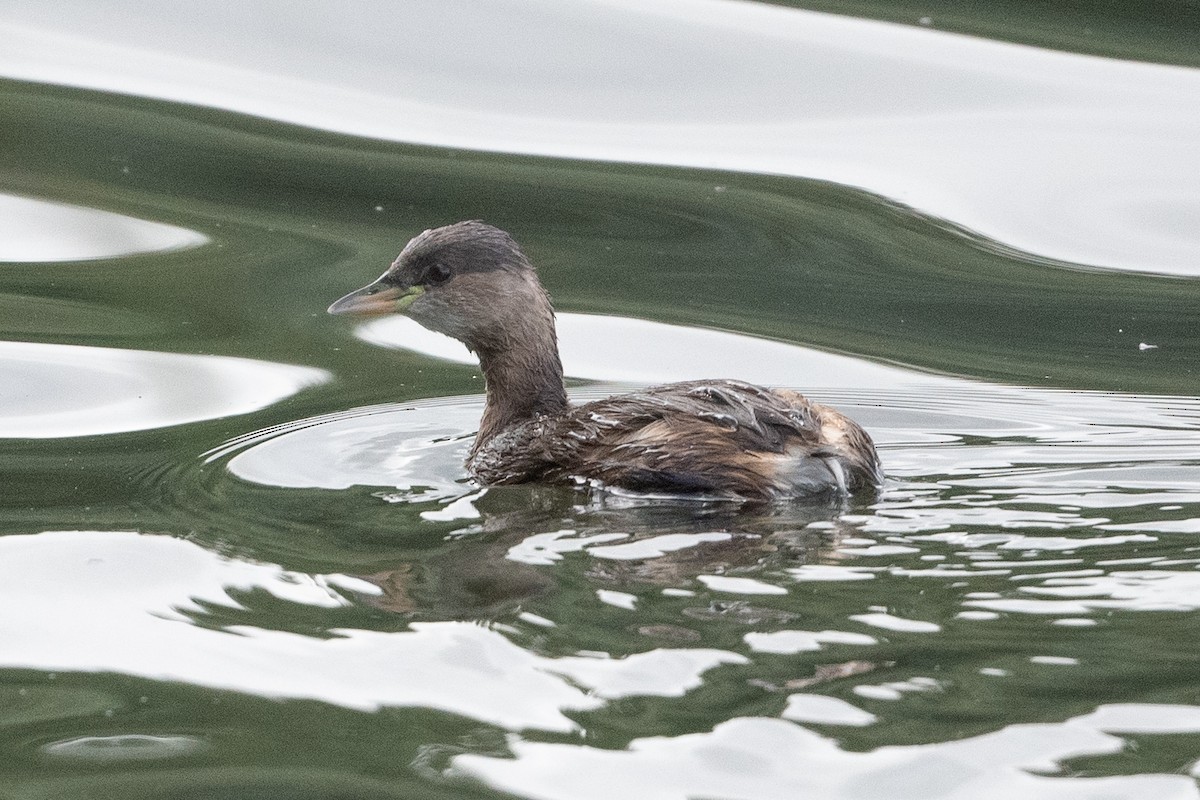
[328,221,882,499]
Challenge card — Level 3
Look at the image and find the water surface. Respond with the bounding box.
[1,2,1199,799]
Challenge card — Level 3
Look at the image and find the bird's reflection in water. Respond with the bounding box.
[359,484,868,619]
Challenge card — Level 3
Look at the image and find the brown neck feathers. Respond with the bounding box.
[470,291,568,453]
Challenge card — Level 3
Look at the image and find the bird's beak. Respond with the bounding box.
[327,281,425,317]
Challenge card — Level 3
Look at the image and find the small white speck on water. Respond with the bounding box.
[918,16,933,25]
[1031,655,1079,666]
[1139,342,1158,351]
[517,611,556,628]
[374,205,384,212]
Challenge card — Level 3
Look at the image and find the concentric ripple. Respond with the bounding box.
[205,398,479,497]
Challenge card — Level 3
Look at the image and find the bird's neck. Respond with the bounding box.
[472,313,568,453]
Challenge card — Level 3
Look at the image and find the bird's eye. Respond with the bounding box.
[425,263,452,285]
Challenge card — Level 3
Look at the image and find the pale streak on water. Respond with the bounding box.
[0,194,208,263]
[3,0,1200,274]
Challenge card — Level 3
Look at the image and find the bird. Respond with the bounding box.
[328,221,882,500]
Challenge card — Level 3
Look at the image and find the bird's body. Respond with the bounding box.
[470,380,879,498]
[329,221,881,500]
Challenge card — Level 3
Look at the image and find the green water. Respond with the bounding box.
[6,81,1196,394]
[3,3,1200,799]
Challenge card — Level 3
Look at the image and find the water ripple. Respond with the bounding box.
[4,1,1198,273]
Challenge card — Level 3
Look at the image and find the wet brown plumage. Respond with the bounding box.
[329,221,882,500]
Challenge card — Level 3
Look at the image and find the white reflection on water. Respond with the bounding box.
[696,575,788,595]
[0,531,743,733]
[587,532,732,561]
[452,712,1200,800]
[783,694,878,726]
[549,648,747,699]
[41,734,207,762]
[0,341,329,437]
[743,629,877,654]
[2,1,1199,273]
[968,570,1200,614]
[357,313,946,390]
[0,194,207,262]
